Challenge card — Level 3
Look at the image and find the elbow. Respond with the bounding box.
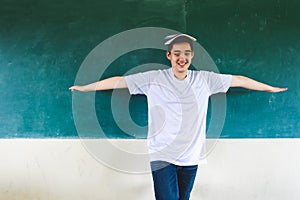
[231,75,247,87]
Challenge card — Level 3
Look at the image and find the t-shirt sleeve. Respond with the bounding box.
[201,71,232,95]
[124,71,157,95]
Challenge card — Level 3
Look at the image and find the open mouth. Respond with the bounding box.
[177,60,188,67]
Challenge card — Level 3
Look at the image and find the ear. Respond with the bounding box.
[191,51,194,59]
[166,51,171,60]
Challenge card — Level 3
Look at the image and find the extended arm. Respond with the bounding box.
[230,75,288,93]
[69,76,127,92]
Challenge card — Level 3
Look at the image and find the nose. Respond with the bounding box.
[179,53,186,60]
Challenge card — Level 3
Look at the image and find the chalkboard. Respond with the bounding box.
[0,0,299,138]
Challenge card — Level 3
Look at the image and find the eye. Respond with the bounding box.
[174,53,180,57]
[185,52,191,56]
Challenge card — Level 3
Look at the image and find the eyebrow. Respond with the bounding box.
[173,50,192,53]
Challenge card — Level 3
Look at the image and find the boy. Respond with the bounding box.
[69,34,287,200]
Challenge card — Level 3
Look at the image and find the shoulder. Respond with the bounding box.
[189,70,230,83]
[143,69,170,78]
[124,69,167,84]
[188,70,210,78]
[188,70,211,75]
[126,69,161,77]
[196,70,223,78]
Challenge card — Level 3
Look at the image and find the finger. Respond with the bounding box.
[275,87,288,92]
[278,88,288,91]
[69,86,76,91]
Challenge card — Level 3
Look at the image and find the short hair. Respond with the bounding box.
[167,36,194,52]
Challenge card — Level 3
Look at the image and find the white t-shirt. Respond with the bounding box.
[125,68,232,166]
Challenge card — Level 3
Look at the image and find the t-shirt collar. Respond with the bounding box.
[168,68,189,82]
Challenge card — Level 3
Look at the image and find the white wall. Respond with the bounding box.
[0,139,299,200]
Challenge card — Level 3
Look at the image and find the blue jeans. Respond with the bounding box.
[150,161,198,200]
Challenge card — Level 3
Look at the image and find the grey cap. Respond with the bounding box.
[164,34,197,45]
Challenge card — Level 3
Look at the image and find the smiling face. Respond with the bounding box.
[166,42,194,79]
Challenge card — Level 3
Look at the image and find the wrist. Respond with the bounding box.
[264,85,274,92]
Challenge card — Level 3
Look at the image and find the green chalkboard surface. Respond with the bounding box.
[0,0,299,138]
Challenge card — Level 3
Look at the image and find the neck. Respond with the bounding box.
[172,69,187,80]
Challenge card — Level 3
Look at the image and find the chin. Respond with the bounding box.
[177,68,187,73]
[177,65,189,72]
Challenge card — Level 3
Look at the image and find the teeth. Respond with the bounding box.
[178,61,187,66]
